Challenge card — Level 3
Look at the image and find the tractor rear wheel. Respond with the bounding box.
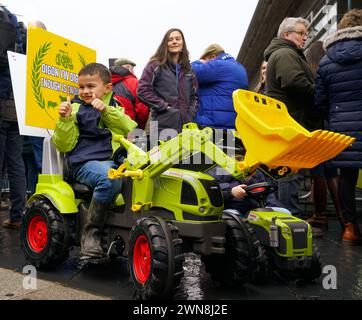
[21,199,74,269]
[253,244,271,283]
[129,217,184,300]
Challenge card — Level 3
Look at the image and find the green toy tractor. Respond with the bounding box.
[20,90,354,299]
[20,124,261,300]
[241,181,321,281]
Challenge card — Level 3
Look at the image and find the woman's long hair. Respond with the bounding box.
[254,61,267,93]
[150,28,191,71]
[305,41,325,76]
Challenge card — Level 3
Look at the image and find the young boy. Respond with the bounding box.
[52,63,137,261]
[208,167,281,214]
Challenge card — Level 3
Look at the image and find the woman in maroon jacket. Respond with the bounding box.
[137,28,198,140]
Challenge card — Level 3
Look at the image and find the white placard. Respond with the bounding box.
[7,51,53,137]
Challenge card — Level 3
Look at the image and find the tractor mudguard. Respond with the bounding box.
[27,174,78,214]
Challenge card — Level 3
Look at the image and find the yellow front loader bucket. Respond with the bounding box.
[233,90,355,173]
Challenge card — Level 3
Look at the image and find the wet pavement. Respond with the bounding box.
[1,208,362,300]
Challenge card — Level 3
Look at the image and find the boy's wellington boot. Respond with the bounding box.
[80,198,108,259]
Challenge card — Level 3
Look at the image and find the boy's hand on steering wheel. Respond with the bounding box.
[231,184,247,200]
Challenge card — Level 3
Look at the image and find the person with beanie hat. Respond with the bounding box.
[191,43,248,130]
[110,58,149,129]
[115,57,136,67]
[199,43,225,60]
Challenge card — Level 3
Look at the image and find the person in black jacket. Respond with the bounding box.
[0,3,26,230]
[314,9,362,244]
[137,28,198,143]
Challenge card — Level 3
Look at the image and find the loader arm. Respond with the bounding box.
[109,89,355,212]
[109,124,249,211]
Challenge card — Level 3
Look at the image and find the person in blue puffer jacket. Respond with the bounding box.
[191,44,248,130]
[314,9,362,244]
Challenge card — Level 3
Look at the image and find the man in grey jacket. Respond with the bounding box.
[264,17,314,217]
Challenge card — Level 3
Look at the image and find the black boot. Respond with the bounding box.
[80,198,108,260]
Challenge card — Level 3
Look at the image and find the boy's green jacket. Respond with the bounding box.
[52,92,137,154]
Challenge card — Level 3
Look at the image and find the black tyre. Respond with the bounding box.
[300,243,322,281]
[202,210,260,286]
[129,217,184,300]
[253,244,271,283]
[21,199,74,269]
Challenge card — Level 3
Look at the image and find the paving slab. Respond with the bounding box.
[0,267,110,300]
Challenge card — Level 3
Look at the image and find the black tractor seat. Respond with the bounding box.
[71,182,93,200]
[63,158,93,200]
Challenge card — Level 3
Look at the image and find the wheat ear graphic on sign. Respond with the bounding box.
[31,42,55,121]
[78,53,87,67]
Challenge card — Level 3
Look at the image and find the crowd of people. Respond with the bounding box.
[0,3,361,261]
[262,11,362,243]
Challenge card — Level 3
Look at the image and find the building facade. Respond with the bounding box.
[238,0,362,89]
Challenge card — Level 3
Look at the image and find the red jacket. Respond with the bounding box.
[110,66,149,129]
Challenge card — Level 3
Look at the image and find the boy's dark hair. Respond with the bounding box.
[78,63,111,84]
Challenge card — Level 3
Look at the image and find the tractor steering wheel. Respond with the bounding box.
[245,181,277,200]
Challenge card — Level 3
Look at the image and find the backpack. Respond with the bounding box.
[0,6,17,70]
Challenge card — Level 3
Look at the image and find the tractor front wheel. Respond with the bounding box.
[300,244,322,281]
[129,217,184,300]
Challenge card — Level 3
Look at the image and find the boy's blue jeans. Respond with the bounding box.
[73,160,122,204]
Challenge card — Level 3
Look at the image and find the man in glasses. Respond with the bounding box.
[263,17,316,218]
